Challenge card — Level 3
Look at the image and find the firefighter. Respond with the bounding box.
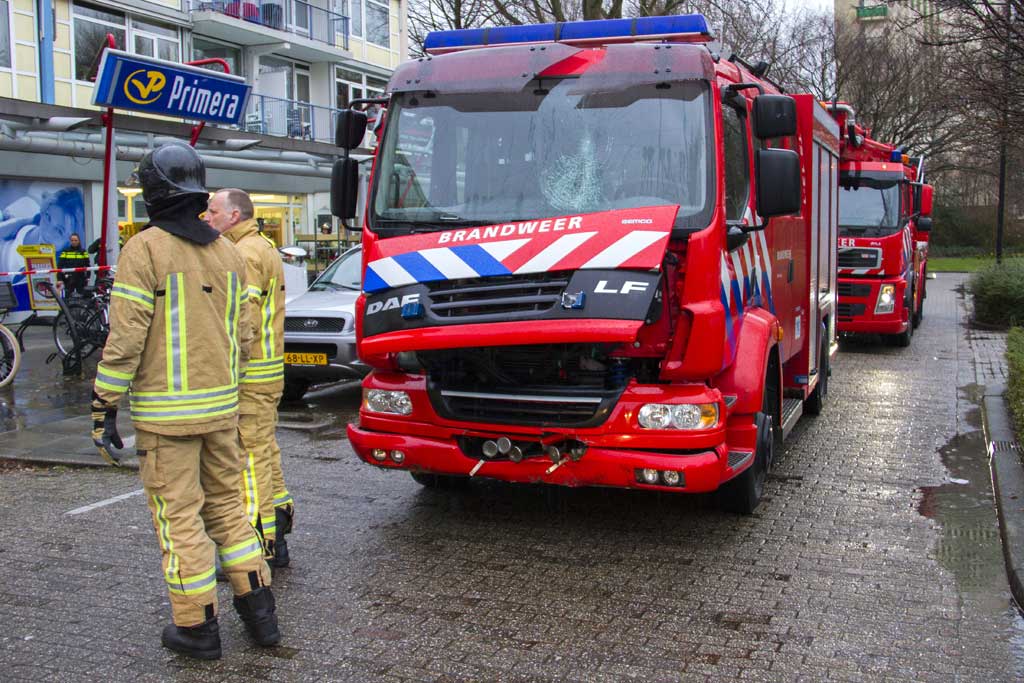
[90,143,280,660]
[56,233,90,297]
[204,188,292,568]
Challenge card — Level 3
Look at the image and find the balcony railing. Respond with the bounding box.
[241,93,342,144]
[192,1,349,51]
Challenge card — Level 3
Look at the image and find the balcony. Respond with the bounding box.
[856,4,889,20]
[241,93,342,144]
[191,1,350,62]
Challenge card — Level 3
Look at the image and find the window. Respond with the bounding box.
[366,0,389,47]
[336,68,388,108]
[73,2,180,81]
[0,0,11,69]
[73,2,126,81]
[349,0,362,37]
[192,38,242,76]
[721,103,750,222]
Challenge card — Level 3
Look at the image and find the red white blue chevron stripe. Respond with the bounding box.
[719,227,775,348]
[363,205,680,293]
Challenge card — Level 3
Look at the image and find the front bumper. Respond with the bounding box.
[837,276,908,335]
[347,373,757,493]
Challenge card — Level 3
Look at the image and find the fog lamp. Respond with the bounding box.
[390,450,405,463]
[371,449,387,461]
[640,468,659,484]
[662,470,682,486]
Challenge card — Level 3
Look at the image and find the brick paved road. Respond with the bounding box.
[2,273,1023,682]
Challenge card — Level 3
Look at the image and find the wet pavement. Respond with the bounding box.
[2,273,1024,681]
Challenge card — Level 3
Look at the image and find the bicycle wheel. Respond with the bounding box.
[81,307,109,359]
[0,323,21,388]
[53,303,90,359]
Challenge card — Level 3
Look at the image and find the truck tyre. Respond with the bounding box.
[410,472,468,489]
[891,319,913,348]
[719,411,772,515]
[803,337,828,416]
[912,286,924,328]
[280,378,310,403]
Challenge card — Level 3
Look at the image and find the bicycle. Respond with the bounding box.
[52,277,112,360]
[0,281,22,388]
[34,279,108,375]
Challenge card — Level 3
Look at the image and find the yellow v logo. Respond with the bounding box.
[124,70,167,105]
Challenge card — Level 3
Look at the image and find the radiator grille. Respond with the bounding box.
[426,272,569,321]
[837,282,872,298]
[838,248,882,269]
[837,303,866,318]
[285,317,348,333]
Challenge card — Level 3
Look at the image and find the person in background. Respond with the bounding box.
[90,144,280,660]
[56,233,90,297]
[205,188,294,569]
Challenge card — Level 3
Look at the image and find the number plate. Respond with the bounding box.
[284,352,328,365]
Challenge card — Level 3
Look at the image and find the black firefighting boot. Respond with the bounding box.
[161,614,222,660]
[269,506,292,568]
[233,580,281,647]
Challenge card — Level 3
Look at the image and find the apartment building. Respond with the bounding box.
[0,0,406,284]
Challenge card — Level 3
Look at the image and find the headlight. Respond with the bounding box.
[638,402,718,430]
[364,389,413,415]
[875,284,896,314]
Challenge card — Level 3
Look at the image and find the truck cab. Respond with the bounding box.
[333,15,839,513]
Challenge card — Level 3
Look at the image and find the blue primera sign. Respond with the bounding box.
[93,50,251,126]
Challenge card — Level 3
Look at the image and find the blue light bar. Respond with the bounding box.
[890,149,902,162]
[424,14,712,54]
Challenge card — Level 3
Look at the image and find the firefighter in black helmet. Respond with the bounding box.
[92,143,281,659]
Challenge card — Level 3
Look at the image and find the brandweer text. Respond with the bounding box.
[437,216,584,244]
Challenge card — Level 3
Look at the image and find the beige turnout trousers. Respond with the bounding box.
[137,427,272,626]
[238,390,289,546]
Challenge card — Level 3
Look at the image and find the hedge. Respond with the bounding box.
[1006,328,1024,439]
[969,261,1024,327]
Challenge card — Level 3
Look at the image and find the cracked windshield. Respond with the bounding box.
[371,80,711,234]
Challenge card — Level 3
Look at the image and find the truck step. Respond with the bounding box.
[781,398,803,440]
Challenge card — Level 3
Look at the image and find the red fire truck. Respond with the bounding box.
[826,103,934,346]
[331,15,840,513]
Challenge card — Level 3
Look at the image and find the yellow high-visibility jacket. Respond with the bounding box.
[93,226,252,435]
[223,218,285,396]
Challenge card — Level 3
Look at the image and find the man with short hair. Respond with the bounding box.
[205,188,293,568]
[90,144,280,660]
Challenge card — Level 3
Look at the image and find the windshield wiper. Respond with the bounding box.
[310,282,345,291]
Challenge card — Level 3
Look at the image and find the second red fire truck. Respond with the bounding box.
[827,103,934,346]
[332,14,840,513]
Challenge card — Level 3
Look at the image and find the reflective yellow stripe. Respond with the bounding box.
[226,272,240,385]
[130,402,238,422]
[243,451,259,527]
[165,274,187,392]
[98,366,133,380]
[130,387,237,406]
[132,383,237,397]
[114,282,154,300]
[153,495,179,582]
[218,537,263,567]
[273,490,293,507]
[247,285,262,298]
[166,567,216,596]
[112,289,155,310]
[261,276,276,359]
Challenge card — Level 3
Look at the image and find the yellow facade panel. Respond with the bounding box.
[144,0,182,9]
[14,14,36,42]
[56,24,72,50]
[365,44,390,66]
[55,0,70,21]
[55,53,72,80]
[17,74,38,100]
[14,0,33,13]
[55,81,73,106]
[76,82,97,107]
[15,44,36,73]
[0,72,13,99]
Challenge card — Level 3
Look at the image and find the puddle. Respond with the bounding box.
[919,430,1024,674]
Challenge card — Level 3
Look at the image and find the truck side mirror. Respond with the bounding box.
[920,184,934,217]
[916,216,932,233]
[755,149,801,217]
[335,110,368,150]
[331,158,360,221]
[752,95,796,139]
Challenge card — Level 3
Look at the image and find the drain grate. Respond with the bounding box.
[990,440,1017,452]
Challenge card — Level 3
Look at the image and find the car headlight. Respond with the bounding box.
[638,403,718,430]
[364,389,412,415]
[875,284,896,314]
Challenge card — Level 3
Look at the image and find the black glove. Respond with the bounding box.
[91,391,124,466]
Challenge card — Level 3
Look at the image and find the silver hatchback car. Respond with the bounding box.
[282,246,368,401]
